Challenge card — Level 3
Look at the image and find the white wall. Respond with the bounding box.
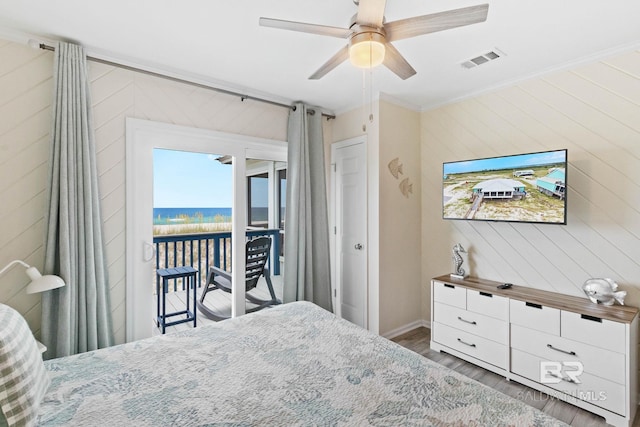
[421,48,640,320]
[0,39,289,344]
[333,99,422,335]
[378,100,422,334]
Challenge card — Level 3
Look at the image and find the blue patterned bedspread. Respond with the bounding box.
[37,301,565,426]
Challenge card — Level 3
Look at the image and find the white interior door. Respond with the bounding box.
[125,118,285,342]
[332,138,367,329]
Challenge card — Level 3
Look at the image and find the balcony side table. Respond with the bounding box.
[156,266,198,334]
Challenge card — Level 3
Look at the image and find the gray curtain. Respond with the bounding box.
[42,42,113,358]
[283,103,333,311]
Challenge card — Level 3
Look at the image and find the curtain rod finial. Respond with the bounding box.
[27,39,54,52]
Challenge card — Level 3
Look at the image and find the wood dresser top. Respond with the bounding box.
[433,274,638,324]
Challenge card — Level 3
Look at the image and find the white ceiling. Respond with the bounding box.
[1,1,639,113]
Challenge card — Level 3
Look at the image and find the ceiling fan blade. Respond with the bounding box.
[259,17,352,38]
[309,45,350,80]
[356,0,387,27]
[383,43,416,80]
[385,4,489,42]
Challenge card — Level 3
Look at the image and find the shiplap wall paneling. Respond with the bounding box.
[421,48,640,320]
[444,91,629,295]
[0,42,53,336]
[89,61,134,344]
[132,74,287,141]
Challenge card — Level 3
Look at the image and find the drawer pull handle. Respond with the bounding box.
[444,284,455,289]
[525,302,542,309]
[457,316,477,325]
[479,292,493,298]
[547,344,576,356]
[581,314,602,323]
[457,338,476,348]
[546,371,578,384]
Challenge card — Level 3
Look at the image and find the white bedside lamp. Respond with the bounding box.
[0,260,66,353]
[0,260,65,294]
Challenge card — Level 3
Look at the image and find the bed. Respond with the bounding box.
[1,301,567,426]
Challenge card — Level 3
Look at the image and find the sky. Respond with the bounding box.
[153,149,233,208]
[444,149,566,175]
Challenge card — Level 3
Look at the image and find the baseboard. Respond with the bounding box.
[382,319,430,340]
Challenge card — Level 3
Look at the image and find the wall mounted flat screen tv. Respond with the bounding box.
[443,149,567,224]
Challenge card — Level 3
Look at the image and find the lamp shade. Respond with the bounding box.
[0,260,66,294]
[24,267,65,294]
[349,32,386,69]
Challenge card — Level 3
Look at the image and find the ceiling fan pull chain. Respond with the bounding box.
[362,68,367,132]
[369,48,374,124]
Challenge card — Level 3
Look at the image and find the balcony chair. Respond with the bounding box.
[197,236,281,321]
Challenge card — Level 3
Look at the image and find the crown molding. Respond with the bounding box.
[379,92,421,112]
[419,40,640,113]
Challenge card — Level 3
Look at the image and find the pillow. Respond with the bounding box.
[0,304,50,426]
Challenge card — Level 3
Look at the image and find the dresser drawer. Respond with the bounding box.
[467,289,508,320]
[510,299,560,335]
[433,322,507,369]
[511,349,625,415]
[433,281,466,309]
[434,302,508,345]
[561,311,626,354]
[510,324,625,384]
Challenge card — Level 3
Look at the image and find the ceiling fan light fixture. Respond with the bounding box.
[261,3,489,79]
[349,31,385,68]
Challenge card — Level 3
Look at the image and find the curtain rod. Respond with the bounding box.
[37,43,335,120]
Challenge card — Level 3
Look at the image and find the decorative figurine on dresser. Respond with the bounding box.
[450,243,468,279]
[582,277,627,305]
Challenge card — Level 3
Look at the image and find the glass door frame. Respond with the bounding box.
[125,118,286,342]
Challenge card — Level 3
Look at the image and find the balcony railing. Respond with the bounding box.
[153,228,281,292]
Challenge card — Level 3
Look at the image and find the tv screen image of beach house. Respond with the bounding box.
[442,149,567,224]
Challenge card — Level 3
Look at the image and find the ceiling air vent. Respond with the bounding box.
[461,50,503,69]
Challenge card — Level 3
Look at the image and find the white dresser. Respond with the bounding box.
[430,275,638,427]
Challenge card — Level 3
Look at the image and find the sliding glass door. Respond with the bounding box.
[125,118,286,341]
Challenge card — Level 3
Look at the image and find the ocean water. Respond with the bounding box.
[153,207,269,225]
[153,207,232,225]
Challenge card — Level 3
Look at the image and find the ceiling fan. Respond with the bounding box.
[259,0,489,80]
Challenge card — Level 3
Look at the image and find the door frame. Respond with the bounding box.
[125,118,286,342]
[331,135,369,329]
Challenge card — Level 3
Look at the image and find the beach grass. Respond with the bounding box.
[153,222,232,236]
[153,213,232,236]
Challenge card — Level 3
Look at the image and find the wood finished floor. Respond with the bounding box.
[152,275,283,336]
[391,327,638,427]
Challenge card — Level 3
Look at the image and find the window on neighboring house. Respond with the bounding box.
[277,169,286,257]
[247,173,268,228]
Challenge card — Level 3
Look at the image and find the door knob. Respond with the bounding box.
[354,243,363,250]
